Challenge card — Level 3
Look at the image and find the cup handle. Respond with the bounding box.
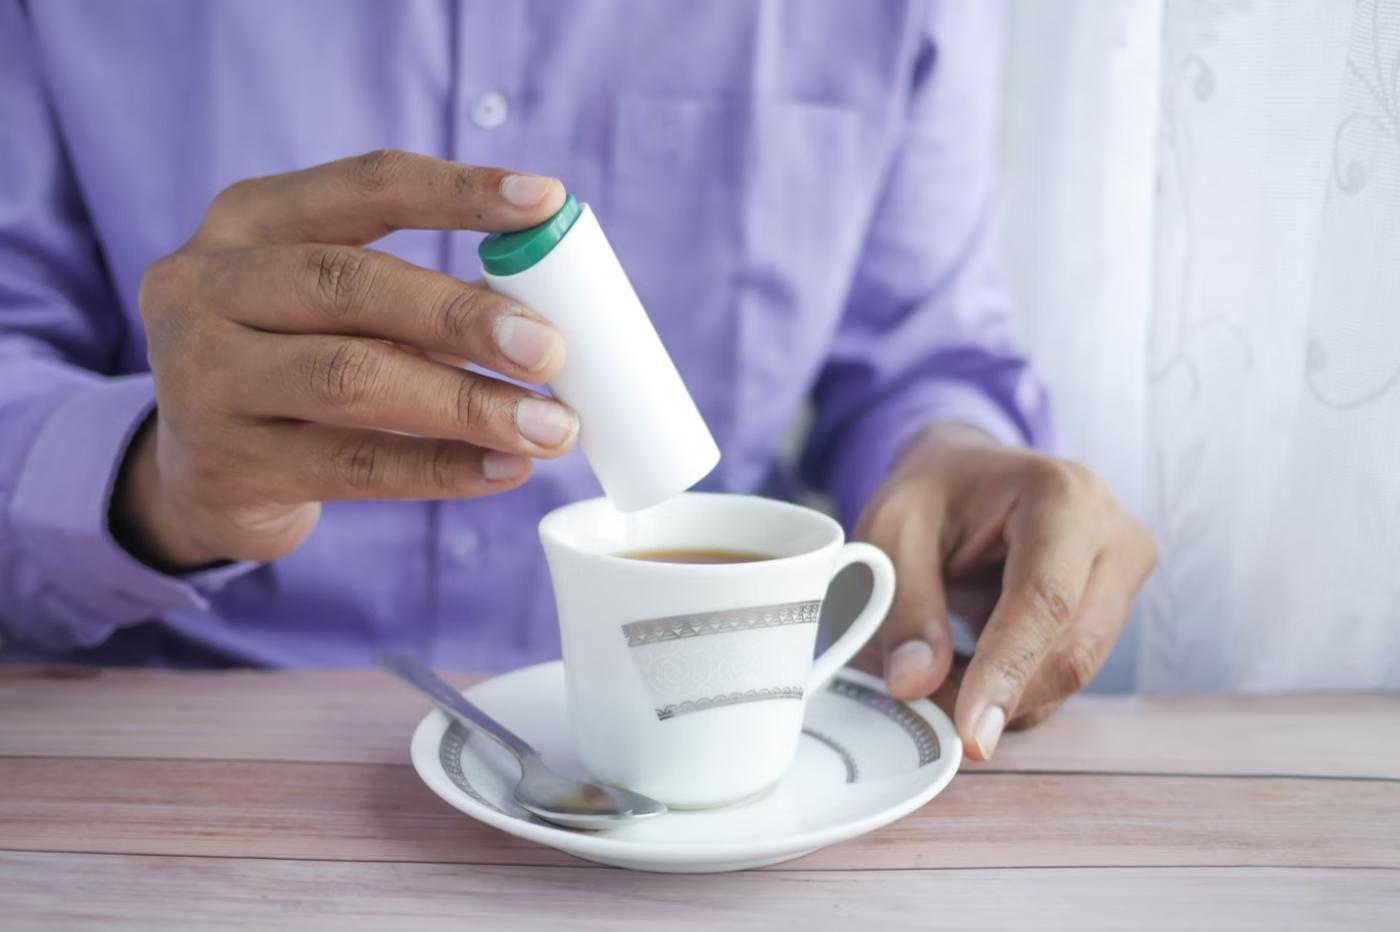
[807,542,896,696]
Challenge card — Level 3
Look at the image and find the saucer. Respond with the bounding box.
[408,661,961,873]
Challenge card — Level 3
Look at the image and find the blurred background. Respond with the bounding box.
[1000,0,1400,692]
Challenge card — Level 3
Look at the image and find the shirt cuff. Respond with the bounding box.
[9,374,258,643]
[827,379,1031,531]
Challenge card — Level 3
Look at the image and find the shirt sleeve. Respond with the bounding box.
[800,0,1054,530]
[0,1,255,653]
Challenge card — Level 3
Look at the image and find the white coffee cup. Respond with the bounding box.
[539,492,896,809]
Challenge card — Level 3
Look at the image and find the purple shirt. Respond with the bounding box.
[0,0,1049,669]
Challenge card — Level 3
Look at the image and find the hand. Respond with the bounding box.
[114,151,576,570]
[856,423,1156,761]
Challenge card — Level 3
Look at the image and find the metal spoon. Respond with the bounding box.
[375,654,667,830]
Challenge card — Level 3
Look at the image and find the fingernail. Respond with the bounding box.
[495,314,560,372]
[888,640,936,693]
[500,173,554,207]
[482,451,529,481]
[515,397,577,449]
[973,705,1006,760]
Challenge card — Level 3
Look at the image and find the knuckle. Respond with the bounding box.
[1078,466,1111,505]
[1059,639,1101,694]
[307,338,383,410]
[451,165,488,201]
[208,178,260,218]
[1036,458,1106,504]
[305,246,373,316]
[1075,467,1106,501]
[330,436,388,492]
[434,286,490,345]
[1024,573,1078,629]
[1059,458,1096,486]
[349,148,408,194]
[858,481,940,544]
[1029,459,1072,498]
[140,253,213,367]
[426,441,464,494]
[139,253,198,321]
[453,376,497,431]
[1024,463,1071,505]
[987,642,1041,694]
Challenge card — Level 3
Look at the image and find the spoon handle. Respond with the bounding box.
[375,654,537,761]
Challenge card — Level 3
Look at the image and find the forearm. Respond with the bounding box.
[0,364,252,651]
[806,359,1051,530]
[798,0,1055,527]
[0,3,265,650]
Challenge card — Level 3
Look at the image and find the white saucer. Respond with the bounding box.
[409,661,961,873]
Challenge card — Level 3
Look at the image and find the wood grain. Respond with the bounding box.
[3,667,1397,778]
[0,666,472,767]
[1,853,1396,932]
[1,756,1395,870]
[2,667,1397,929]
[969,691,1400,779]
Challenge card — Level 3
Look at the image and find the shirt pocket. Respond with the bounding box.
[604,92,863,475]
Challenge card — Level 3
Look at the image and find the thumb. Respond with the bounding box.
[862,510,955,701]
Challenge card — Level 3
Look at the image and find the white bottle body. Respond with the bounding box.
[483,204,720,512]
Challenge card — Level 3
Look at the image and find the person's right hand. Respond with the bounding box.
[113,151,577,570]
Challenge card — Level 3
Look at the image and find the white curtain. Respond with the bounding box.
[1000,0,1400,693]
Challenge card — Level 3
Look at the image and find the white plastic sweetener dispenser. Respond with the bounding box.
[479,194,720,512]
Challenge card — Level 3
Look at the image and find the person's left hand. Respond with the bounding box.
[856,422,1156,761]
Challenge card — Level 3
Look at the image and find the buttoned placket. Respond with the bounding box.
[431,1,529,660]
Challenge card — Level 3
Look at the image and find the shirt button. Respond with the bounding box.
[446,529,481,566]
[471,90,509,130]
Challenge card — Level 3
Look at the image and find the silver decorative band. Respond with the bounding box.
[622,600,822,647]
[803,728,859,784]
[829,677,941,766]
[440,725,515,818]
[655,685,804,720]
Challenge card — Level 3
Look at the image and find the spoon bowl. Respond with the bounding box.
[376,654,667,830]
[515,754,667,828]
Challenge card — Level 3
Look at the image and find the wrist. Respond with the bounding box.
[110,414,226,572]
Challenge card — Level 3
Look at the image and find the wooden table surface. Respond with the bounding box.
[0,666,1396,930]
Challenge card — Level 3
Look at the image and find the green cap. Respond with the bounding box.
[478,194,582,276]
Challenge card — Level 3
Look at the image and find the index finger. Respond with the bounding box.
[199,150,566,246]
[205,245,566,383]
[954,495,1101,761]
